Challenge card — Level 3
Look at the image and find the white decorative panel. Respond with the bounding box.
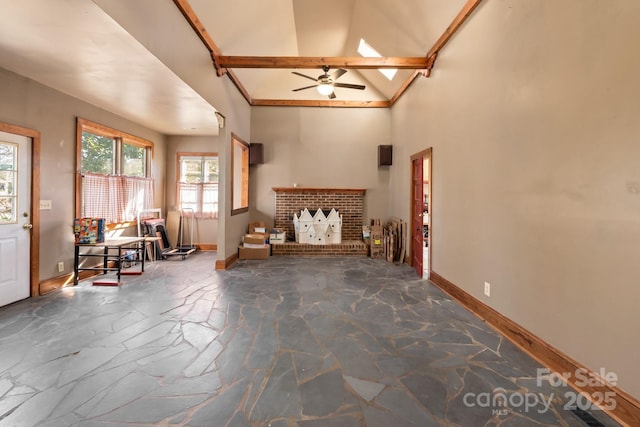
[295,208,342,244]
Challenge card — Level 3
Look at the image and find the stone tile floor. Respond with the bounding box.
[0,253,621,426]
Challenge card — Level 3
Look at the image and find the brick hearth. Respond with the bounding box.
[271,241,368,256]
[272,187,367,256]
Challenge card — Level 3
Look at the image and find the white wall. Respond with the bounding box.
[390,0,640,398]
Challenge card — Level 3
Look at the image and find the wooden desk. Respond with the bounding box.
[74,237,146,286]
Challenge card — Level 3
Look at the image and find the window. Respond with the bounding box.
[0,142,17,223]
[176,153,219,218]
[358,38,398,81]
[231,133,249,215]
[123,143,146,177]
[76,118,154,224]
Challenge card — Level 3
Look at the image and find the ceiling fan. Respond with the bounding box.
[292,66,365,99]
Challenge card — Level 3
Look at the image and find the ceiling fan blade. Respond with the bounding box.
[334,82,366,90]
[328,91,336,99]
[292,71,318,82]
[292,85,318,92]
[332,68,347,80]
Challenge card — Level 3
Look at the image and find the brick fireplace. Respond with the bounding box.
[271,187,368,256]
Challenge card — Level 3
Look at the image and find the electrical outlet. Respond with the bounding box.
[57,261,64,272]
[484,281,491,297]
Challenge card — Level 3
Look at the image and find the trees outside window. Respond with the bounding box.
[177,153,218,218]
[76,118,154,224]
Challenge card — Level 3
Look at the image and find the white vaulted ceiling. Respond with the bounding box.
[0,0,476,135]
[188,0,467,100]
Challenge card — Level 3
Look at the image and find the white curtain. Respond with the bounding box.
[177,182,218,219]
[82,173,154,223]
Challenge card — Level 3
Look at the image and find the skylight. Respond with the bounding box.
[358,38,397,81]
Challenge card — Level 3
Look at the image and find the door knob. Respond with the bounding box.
[22,223,33,229]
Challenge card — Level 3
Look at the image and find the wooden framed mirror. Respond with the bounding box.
[231,133,249,215]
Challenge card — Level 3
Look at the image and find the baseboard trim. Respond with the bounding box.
[215,252,238,270]
[39,262,118,294]
[40,274,75,294]
[197,244,217,251]
[429,270,639,427]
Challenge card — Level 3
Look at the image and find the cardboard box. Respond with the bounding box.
[249,221,268,234]
[369,218,384,258]
[370,236,385,258]
[238,244,270,259]
[248,222,269,245]
[269,228,286,244]
[244,233,267,245]
[370,225,383,236]
[243,243,267,249]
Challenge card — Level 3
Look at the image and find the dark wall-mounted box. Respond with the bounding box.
[249,143,263,165]
[378,145,392,166]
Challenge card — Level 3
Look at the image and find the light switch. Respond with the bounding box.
[40,200,52,210]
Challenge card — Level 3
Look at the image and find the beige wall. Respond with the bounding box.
[218,108,252,260]
[94,0,253,262]
[0,67,166,281]
[166,135,220,246]
[0,59,250,274]
[390,0,640,398]
[250,107,392,227]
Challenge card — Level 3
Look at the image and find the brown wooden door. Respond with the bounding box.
[412,157,423,277]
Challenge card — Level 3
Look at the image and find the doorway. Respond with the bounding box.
[0,122,40,306]
[410,148,431,278]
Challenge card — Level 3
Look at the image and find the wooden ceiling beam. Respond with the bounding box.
[173,0,226,75]
[225,70,253,105]
[389,70,423,107]
[174,0,484,108]
[217,56,429,70]
[392,0,484,105]
[251,99,390,108]
[427,0,484,59]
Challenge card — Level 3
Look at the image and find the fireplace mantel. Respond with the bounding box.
[272,187,366,195]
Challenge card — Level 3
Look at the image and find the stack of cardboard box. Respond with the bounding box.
[369,218,384,258]
[238,221,270,259]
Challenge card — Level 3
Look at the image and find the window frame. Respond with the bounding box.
[230,133,249,216]
[176,152,219,218]
[0,141,18,224]
[75,117,154,222]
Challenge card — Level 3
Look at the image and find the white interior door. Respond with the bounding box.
[0,131,31,307]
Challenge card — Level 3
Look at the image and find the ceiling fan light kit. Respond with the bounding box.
[317,83,333,96]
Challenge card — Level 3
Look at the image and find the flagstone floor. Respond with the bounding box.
[0,252,621,426]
